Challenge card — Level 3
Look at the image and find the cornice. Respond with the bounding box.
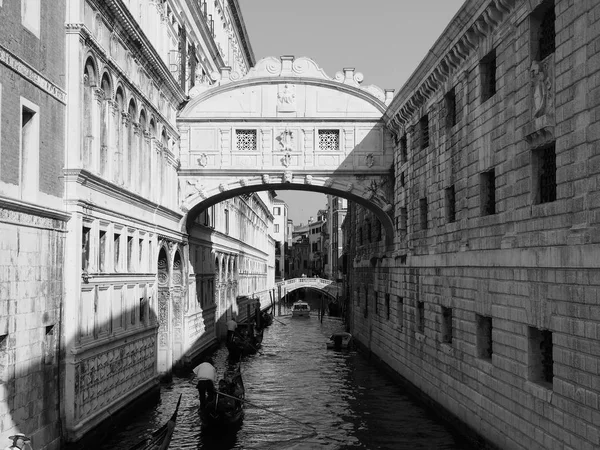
[384,0,516,135]
[228,0,256,67]
[63,168,183,223]
[0,195,71,222]
[87,0,186,107]
[67,23,180,139]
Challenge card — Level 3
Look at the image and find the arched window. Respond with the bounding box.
[82,58,97,168]
[139,110,147,193]
[114,88,125,185]
[149,119,157,198]
[160,129,168,204]
[99,73,112,177]
[127,99,137,187]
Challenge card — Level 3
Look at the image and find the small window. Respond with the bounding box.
[399,135,408,163]
[480,49,497,102]
[445,88,457,129]
[236,129,257,151]
[99,230,107,272]
[22,0,41,37]
[528,327,553,386]
[419,197,428,230]
[20,101,40,200]
[419,114,429,149]
[82,226,91,271]
[318,130,340,151]
[139,297,147,323]
[416,301,425,333]
[113,232,121,272]
[400,207,408,232]
[274,224,280,233]
[398,296,404,329]
[532,1,555,61]
[385,294,390,320]
[441,307,453,343]
[480,169,496,216]
[274,207,281,215]
[374,291,378,315]
[127,235,134,272]
[532,144,556,204]
[224,209,230,235]
[476,315,493,359]
[445,185,456,223]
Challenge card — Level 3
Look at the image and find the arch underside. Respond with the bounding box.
[180,175,395,246]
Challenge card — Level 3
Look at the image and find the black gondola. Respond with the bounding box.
[199,364,245,429]
[128,394,182,450]
[226,322,263,358]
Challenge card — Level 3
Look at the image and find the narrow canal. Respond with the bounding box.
[93,294,476,450]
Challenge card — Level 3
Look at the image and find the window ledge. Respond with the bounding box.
[525,380,553,402]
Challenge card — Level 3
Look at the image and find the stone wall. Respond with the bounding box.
[347,1,600,449]
[0,204,67,450]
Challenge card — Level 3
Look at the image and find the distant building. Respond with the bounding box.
[272,197,288,280]
[327,196,347,281]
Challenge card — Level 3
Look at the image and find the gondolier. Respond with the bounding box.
[226,317,238,343]
[194,360,216,409]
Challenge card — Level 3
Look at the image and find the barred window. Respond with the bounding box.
[445,88,457,129]
[477,315,493,359]
[533,1,555,61]
[480,49,497,102]
[445,185,456,223]
[236,129,257,151]
[529,327,553,386]
[533,144,556,204]
[420,114,429,149]
[318,130,339,151]
[399,134,408,163]
[419,197,428,230]
[480,169,496,216]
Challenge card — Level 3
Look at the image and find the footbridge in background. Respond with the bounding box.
[273,277,342,300]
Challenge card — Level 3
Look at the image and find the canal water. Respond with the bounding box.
[93,296,476,450]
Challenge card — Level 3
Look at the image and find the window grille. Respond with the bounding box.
[480,49,497,102]
[445,89,457,129]
[385,294,390,320]
[236,129,257,151]
[419,198,428,230]
[442,307,453,343]
[538,4,556,60]
[477,315,493,359]
[400,135,408,162]
[480,170,496,216]
[417,301,425,332]
[445,185,456,223]
[538,145,556,204]
[318,130,339,151]
[420,114,429,149]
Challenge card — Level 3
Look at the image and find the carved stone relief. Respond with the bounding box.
[277,84,296,112]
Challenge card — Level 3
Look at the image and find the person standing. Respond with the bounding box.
[226,317,238,343]
[194,359,216,409]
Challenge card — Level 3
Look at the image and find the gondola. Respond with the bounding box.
[128,394,182,450]
[226,322,263,358]
[199,364,245,429]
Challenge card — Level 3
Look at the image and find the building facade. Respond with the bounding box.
[345,1,600,449]
[326,195,347,281]
[272,197,288,280]
[0,1,68,448]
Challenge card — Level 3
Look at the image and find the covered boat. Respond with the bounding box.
[326,332,353,350]
[200,364,245,429]
[128,394,182,450]
[291,300,310,318]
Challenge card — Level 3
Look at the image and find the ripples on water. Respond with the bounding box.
[94,308,474,450]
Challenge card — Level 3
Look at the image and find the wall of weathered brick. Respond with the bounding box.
[0,208,66,450]
[347,1,600,449]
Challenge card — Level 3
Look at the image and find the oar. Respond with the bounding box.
[213,390,317,433]
[272,316,288,326]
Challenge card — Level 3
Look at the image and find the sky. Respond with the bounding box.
[238,0,466,225]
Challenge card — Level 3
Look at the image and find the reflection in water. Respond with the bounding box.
[93,299,474,450]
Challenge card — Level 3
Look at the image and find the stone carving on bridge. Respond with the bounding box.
[261,174,270,184]
[197,153,208,167]
[219,183,227,192]
[185,179,207,199]
[281,153,292,167]
[277,129,294,152]
[283,171,293,183]
[324,178,334,188]
[365,153,375,168]
[305,175,313,185]
[363,179,393,212]
[239,177,249,187]
[277,84,296,112]
[345,182,354,192]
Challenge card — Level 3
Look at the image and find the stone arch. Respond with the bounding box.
[82,56,97,167]
[83,55,98,86]
[171,250,184,365]
[156,246,170,374]
[99,71,113,99]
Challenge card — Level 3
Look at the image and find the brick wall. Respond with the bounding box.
[347,1,600,449]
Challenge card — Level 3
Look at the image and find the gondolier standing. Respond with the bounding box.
[226,317,238,343]
[194,359,216,409]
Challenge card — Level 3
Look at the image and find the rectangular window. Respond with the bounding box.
[224,209,229,235]
[445,185,456,223]
[480,169,496,216]
[82,226,91,272]
[20,100,40,200]
[531,1,555,61]
[98,230,107,272]
[441,307,453,343]
[398,296,404,329]
[236,129,257,151]
[399,135,408,163]
[528,327,553,386]
[22,0,41,37]
[114,232,121,272]
[274,207,281,215]
[445,88,457,129]
[419,114,429,149]
[139,297,146,323]
[416,301,425,333]
[400,207,408,232]
[419,197,428,230]
[480,49,497,102]
[385,293,390,320]
[274,224,280,233]
[127,236,134,272]
[477,315,493,359]
[374,291,378,315]
[318,130,340,151]
[138,238,144,271]
[533,144,556,204]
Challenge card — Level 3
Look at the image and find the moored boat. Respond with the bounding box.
[199,364,245,429]
[326,332,353,350]
[291,300,310,318]
[226,322,263,358]
[128,394,182,450]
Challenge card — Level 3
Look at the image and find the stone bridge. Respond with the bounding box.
[274,277,342,300]
[177,55,397,245]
